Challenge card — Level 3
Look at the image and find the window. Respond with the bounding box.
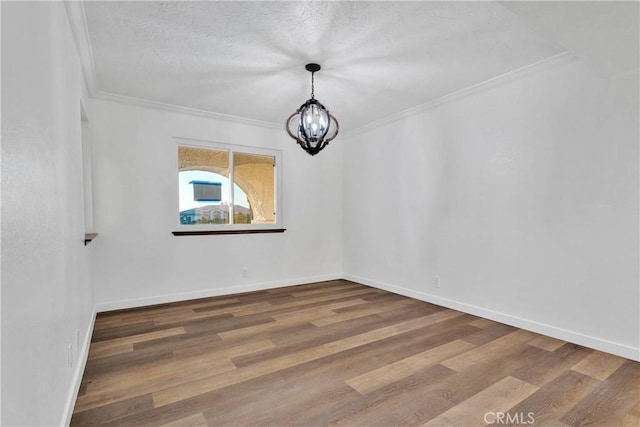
[174,138,283,234]
[81,101,98,245]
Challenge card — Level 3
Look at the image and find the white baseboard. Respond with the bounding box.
[95,273,343,313]
[61,306,97,426]
[343,273,640,362]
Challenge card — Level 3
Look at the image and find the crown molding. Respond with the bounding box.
[343,51,574,138]
[64,1,97,95]
[63,0,282,130]
[94,90,283,130]
[63,1,572,136]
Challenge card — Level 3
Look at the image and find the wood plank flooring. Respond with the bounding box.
[72,280,640,426]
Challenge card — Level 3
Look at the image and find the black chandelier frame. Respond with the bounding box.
[285,63,339,156]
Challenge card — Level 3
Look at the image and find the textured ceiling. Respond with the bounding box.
[79,1,636,131]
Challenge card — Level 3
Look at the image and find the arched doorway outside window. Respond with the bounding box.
[177,145,276,226]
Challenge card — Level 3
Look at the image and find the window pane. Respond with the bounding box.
[233,152,276,224]
[178,146,230,225]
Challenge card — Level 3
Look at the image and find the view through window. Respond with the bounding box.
[178,144,279,228]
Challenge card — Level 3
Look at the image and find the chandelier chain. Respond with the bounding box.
[310,72,315,99]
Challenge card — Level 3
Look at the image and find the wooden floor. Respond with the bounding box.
[72,280,639,426]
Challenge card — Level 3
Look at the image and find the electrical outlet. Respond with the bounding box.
[242,268,249,278]
[432,276,440,288]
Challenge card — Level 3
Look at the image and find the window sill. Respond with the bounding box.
[172,229,286,236]
[84,233,98,245]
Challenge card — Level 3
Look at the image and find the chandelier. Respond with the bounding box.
[286,63,339,156]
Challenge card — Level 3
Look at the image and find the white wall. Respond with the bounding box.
[343,55,639,360]
[1,2,95,425]
[90,99,343,310]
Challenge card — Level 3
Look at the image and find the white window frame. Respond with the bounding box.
[174,137,283,232]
